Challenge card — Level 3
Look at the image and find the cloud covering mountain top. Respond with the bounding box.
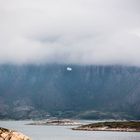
[0,0,140,65]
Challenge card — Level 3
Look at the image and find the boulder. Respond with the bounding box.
[0,128,31,140]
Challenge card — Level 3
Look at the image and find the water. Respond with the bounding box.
[0,120,140,140]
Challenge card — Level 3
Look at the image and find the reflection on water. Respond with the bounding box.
[0,121,140,140]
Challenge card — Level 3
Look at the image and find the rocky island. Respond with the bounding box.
[72,121,140,132]
[0,127,31,140]
[27,119,81,126]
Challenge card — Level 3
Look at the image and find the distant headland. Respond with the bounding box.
[72,121,140,132]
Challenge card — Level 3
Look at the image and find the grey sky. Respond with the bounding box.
[0,0,140,65]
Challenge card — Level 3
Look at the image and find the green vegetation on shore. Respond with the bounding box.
[73,121,140,132]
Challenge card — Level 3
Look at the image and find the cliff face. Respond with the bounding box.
[0,127,31,140]
[0,64,140,120]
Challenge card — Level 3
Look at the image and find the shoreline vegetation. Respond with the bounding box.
[72,121,140,132]
[0,127,31,140]
[27,119,140,132]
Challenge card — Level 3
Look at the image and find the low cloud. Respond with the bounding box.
[0,0,140,65]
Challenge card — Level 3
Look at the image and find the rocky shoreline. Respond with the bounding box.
[0,127,31,140]
[72,121,140,132]
[27,119,81,126]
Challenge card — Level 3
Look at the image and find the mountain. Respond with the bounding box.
[0,64,140,120]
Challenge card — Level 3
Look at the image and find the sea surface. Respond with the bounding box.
[0,120,140,140]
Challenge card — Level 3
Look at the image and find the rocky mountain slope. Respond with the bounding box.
[0,64,140,120]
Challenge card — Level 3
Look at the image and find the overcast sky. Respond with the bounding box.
[0,0,140,65]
